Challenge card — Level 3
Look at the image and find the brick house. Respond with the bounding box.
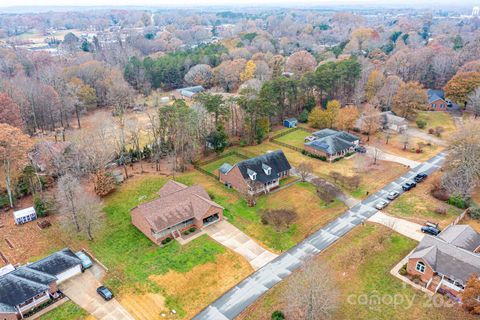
[0,249,82,320]
[407,225,480,298]
[131,180,223,244]
[219,150,292,195]
[427,89,448,111]
[304,129,360,162]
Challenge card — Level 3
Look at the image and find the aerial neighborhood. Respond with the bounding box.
[1,2,480,320]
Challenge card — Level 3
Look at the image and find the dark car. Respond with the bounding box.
[355,146,366,153]
[402,181,417,191]
[421,226,441,236]
[414,173,428,183]
[97,286,113,301]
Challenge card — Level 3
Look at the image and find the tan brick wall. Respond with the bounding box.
[0,312,18,320]
[131,207,160,245]
[407,258,434,283]
[219,166,248,194]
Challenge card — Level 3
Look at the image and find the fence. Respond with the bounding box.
[447,208,469,229]
[194,151,250,178]
[269,127,311,153]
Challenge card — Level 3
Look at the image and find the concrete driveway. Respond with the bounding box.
[60,269,134,320]
[368,211,424,241]
[366,146,420,168]
[205,220,278,270]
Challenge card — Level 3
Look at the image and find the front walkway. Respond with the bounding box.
[204,220,278,270]
[368,211,424,241]
[366,146,420,168]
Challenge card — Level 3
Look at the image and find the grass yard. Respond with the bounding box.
[177,172,347,252]
[415,111,457,134]
[384,172,463,229]
[38,301,90,320]
[274,129,311,149]
[200,153,248,175]
[84,175,250,318]
[371,133,443,161]
[230,141,408,200]
[238,223,472,320]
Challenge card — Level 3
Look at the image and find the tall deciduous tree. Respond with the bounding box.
[0,124,33,207]
[467,88,480,118]
[0,93,22,128]
[285,50,317,76]
[444,72,480,109]
[336,105,360,131]
[360,104,380,142]
[392,81,427,120]
[462,274,480,314]
[365,70,384,102]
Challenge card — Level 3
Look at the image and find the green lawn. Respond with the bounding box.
[274,129,311,149]
[416,111,457,134]
[38,301,88,320]
[201,153,247,175]
[240,223,471,320]
[178,173,346,252]
[88,176,226,314]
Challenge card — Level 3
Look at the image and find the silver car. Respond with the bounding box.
[387,191,400,201]
[375,200,390,210]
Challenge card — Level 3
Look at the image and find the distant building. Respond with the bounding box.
[174,86,205,100]
[427,89,448,111]
[283,118,298,128]
[304,129,360,162]
[13,207,37,225]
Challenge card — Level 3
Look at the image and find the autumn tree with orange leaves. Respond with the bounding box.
[0,93,23,128]
[336,105,360,131]
[444,72,480,109]
[0,123,33,207]
[392,81,428,120]
[462,274,480,315]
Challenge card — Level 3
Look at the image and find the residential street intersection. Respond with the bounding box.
[193,152,446,320]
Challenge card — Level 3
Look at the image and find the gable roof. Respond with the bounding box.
[427,89,446,104]
[219,163,233,174]
[0,248,81,312]
[381,111,407,126]
[438,225,480,251]
[177,86,205,98]
[234,150,291,184]
[132,181,223,232]
[409,227,480,285]
[284,118,298,123]
[305,129,359,155]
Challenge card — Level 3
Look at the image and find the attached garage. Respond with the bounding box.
[55,264,82,283]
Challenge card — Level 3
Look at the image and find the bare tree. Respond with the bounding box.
[297,162,313,182]
[360,104,380,142]
[400,131,410,150]
[57,174,82,232]
[468,88,480,118]
[370,146,383,165]
[283,261,339,320]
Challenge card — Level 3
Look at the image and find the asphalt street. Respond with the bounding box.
[193,152,446,320]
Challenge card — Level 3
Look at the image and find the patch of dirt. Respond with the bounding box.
[119,291,166,320]
[149,250,253,319]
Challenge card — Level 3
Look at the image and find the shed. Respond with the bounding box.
[13,207,37,225]
[283,118,298,128]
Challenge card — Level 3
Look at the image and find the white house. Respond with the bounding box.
[13,207,37,225]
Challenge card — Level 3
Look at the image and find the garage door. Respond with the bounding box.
[56,265,82,283]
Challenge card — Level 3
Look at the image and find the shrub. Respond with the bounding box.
[33,195,48,217]
[271,311,285,320]
[434,126,444,137]
[239,139,247,147]
[435,207,447,215]
[301,150,327,161]
[189,227,196,233]
[261,209,297,231]
[416,119,427,129]
[469,207,480,220]
[431,188,449,201]
[448,195,468,209]
[415,148,422,153]
[428,128,435,134]
[298,109,309,123]
[161,237,173,245]
[184,230,190,235]
[399,264,408,276]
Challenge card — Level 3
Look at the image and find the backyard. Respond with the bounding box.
[238,223,473,320]
[273,128,312,149]
[415,111,457,135]
[384,172,464,229]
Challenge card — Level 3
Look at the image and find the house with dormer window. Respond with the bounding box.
[219,150,291,195]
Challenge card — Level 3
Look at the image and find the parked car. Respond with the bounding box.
[414,173,428,183]
[387,191,400,200]
[402,181,417,191]
[421,226,441,236]
[75,251,93,270]
[355,146,366,153]
[97,286,114,301]
[375,200,390,210]
[304,135,317,142]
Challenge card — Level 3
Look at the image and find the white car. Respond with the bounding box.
[387,191,400,201]
[375,200,390,210]
[304,136,317,142]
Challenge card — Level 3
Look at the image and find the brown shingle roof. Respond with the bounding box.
[132,180,223,232]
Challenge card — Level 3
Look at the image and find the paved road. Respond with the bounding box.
[205,220,278,270]
[193,152,446,320]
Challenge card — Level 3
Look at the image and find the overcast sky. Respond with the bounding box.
[0,0,476,9]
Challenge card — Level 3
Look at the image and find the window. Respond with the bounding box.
[415,261,426,273]
[432,103,436,108]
